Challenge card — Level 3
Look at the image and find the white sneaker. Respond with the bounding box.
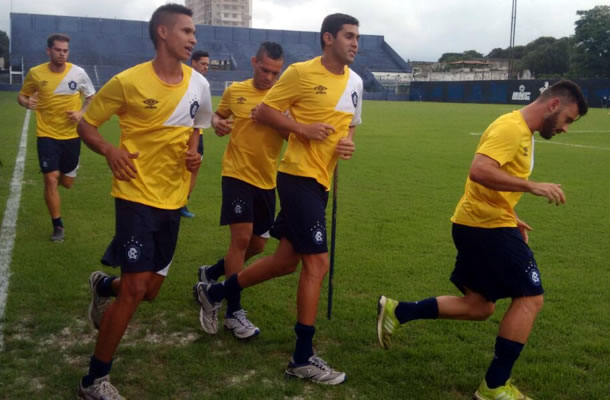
[284,355,346,385]
[88,271,113,330]
[224,309,260,339]
[77,375,124,400]
[194,282,221,334]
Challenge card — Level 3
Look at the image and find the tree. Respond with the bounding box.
[519,37,570,77]
[438,50,483,63]
[572,5,610,78]
[0,30,9,66]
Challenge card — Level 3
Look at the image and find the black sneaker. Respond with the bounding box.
[50,226,64,242]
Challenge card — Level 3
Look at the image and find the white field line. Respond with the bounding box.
[0,110,30,351]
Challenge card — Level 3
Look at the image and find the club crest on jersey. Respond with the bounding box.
[236,96,247,104]
[310,221,326,246]
[123,236,143,263]
[351,90,359,107]
[314,85,327,95]
[143,98,159,109]
[68,80,77,90]
[190,100,200,119]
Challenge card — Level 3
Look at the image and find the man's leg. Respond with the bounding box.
[43,171,66,241]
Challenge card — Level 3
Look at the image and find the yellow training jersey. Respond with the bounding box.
[262,56,363,190]
[83,61,212,210]
[451,110,534,228]
[20,62,96,140]
[217,79,284,189]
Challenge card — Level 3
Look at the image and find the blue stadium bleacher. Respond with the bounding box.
[10,12,411,97]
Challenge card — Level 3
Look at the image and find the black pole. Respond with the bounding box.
[327,165,338,320]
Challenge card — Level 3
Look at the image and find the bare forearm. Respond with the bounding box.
[77,120,113,156]
[470,166,532,192]
[81,96,93,112]
[257,104,304,137]
[188,129,199,152]
[17,94,29,108]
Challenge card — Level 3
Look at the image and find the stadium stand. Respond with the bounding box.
[9,12,411,98]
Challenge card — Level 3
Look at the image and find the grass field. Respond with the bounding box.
[0,90,609,399]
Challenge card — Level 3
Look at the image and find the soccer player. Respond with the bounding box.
[75,4,212,399]
[194,41,285,339]
[377,80,588,400]
[196,13,362,384]
[17,33,95,242]
[181,50,211,218]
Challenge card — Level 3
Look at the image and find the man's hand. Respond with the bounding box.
[336,137,356,160]
[105,147,139,181]
[250,104,261,123]
[297,123,335,141]
[27,93,39,110]
[529,182,566,206]
[516,217,532,244]
[185,149,201,173]
[66,109,84,123]
[213,118,233,136]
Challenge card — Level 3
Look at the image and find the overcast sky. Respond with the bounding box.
[1,0,608,61]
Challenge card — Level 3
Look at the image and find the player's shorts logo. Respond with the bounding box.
[123,237,143,263]
[190,101,200,119]
[310,221,326,246]
[525,261,541,287]
[68,80,77,90]
[232,199,246,216]
[351,91,359,108]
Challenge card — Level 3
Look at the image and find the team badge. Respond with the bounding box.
[190,100,200,119]
[310,221,326,246]
[351,91,359,107]
[123,236,143,263]
[525,261,541,287]
[68,80,77,90]
[232,198,246,216]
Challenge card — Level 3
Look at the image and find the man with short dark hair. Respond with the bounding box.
[194,41,285,340]
[18,33,95,242]
[197,13,362,384]
[377,80,588,400]
[180,49,211,218]
[75,4,212,398]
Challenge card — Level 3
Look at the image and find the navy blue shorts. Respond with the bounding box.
[197,134,204,157]
[220,176,275,237]
[101,198,181,275]
[450,223,544,302]
[37,137,81,175]
[270,172,329,254]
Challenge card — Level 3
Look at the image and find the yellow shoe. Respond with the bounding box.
[376,295,399,349]
[474,379,532,400]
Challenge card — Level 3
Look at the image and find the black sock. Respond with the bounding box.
[293,323,315,364]
[96,276,118,297]
[52,217,63,229]
[207,281,226,303]
[394,297,439,324]
[485,336,524,389]
[81,356,112,388]
[207,258,225,281]
[224,274,242,316]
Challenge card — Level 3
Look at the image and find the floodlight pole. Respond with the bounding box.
[327,165,338,320]
[508,0,517,79]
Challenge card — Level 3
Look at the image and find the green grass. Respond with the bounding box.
[1,92,609,399]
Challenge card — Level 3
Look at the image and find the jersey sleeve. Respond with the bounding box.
[351,80,364,127]
[194,81,213,129]
[77,68,96,98]
[215,84,233,118]
[19,70,38,97]
[262,64,300,112]
[477,122,521,166]
[83,75,126,128]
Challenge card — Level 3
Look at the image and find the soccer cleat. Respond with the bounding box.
[88,271,114,330]
[224,309,260,339]
[474,379,532,400]
[377,295,399,349]
[284,355,346,385]
[194,282,221,334]
[180,206,195,218]
[50,226,64,242]
[77,375,124,400]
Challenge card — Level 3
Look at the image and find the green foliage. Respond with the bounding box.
[518,37,571,77]
[1,93,609,399]
[438,50,483,63]
[571,5,610,78]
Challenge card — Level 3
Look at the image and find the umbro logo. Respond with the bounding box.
[523,146,529,156]
[236,96,247,104]
[313,85,327,94]
[143,98,159,109]
[41,80,48,87]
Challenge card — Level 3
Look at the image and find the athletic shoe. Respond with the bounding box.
[88,271,113,330]
[284,355,346,385]
[194,282,220,334]
[474,379,532,400]
[224,309,260,339]
[50,226,64,242]
[197,265,213,285]
[377,295,399,349]
[77,375,124,400]
[180,206,195,218]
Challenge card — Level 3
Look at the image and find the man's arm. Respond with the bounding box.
[17,93,38,110]
[185,128,201,173]
[212,112,233,137]
[77,119,139,181]
[256,103,335,141]
[67,95,94,123]
[469,153,565,205]
[335,125,357,160]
